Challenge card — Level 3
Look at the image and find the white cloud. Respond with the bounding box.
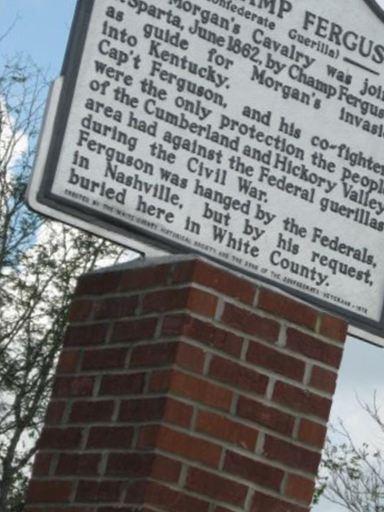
[314,338,384,512]
[0,98,28,169]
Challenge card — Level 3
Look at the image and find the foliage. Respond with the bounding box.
[315,395,384,512]
[0,56,131,511]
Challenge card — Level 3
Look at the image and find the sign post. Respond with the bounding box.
[28,0,384,340]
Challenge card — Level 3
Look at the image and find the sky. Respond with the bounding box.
[1,2,384,511]
[0,0,77,77]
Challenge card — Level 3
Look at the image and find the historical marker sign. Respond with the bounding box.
[28,0,384,339]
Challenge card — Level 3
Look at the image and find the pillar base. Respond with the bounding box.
[25,256,347,512]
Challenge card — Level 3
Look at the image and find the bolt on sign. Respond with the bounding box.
[28,0,384,343]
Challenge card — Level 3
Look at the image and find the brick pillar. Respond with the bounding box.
[25,256,347,512]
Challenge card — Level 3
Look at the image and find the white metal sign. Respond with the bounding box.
[28,0,384,339]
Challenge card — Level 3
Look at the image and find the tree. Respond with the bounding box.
[315,395,384,511]
[0,56,132,511]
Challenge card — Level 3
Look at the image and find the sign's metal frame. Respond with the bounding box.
[365,0,384,22]
[27,0,384,344]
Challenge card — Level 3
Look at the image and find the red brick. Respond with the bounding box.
[143,287,217,317]
[310,365,338,395]
[286,328,343,368]
[251,490,307,512]
[44,401,66,425]
[126,480,210,512]
[76,271,122,295]
[76,480,122,502]
[162,315,243,357]
[69,400,114,423]
[273,381,332,420]
[163,398,194,428]
[221,303,279,342]
[169,260,198,283]
[174,342,205,374]
[120,265,170,291]
[86,426,134,449]
[150,455,181,483]
[118,397,166,423]
[121,479,146,503]
[298,419,327,448]
[247,341,305,382]
[56,453,101,476]
[186,467,248,506]
[139,425,222,468]
[285,474,315,504]
[130,342,177,368]
[31,453,53,477]
[56,350,81,374]
[111,318,158,343]
[237,396,295,436]
[99,373,146,396]
[319,314,347,342]
[99,508,150,512]
[258,289,318,330]
[106,453,153,477]
[81,348,127,371]
[119,397,193,429]
[148,369,173,393]
[209,355,268,395]
[94,296,138,319]
[53,376,95,398]
[64,323,109,347]
[137,425,158,449]
[38,428,83,450]
[223,451,283,491]
[25,508,94,512]
[171,260,257,304]
[68,299,93,322]
[161,313,190,336]
[196,410,258,450]
[264,435,321,474]
[130,341,205,374]
[27,480,72,503]
[168,371,233,411]
[179,287,218,317]
[131,341,204,375]
[105,452,181,483]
